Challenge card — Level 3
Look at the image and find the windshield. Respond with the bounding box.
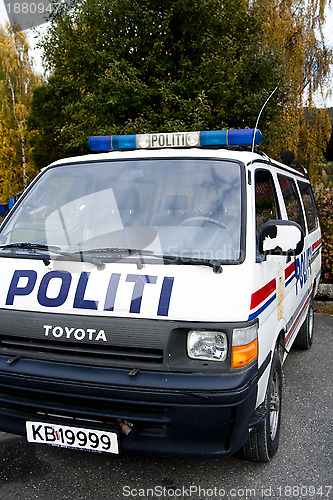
[0,158,244,263]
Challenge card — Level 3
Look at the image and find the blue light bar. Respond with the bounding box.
[88,129,262,151]
[88,135,136,151]
[200,129,262,147]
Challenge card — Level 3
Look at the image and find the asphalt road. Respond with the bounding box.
[0,314,332,500]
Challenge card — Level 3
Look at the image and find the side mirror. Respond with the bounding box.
[259,220,304,256]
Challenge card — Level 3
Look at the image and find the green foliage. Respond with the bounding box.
[30,0,284,167]
[29,0,333,177]
[314,188,333,283]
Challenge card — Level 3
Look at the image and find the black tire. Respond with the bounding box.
[241,351,282,462]
[293,297,314,350]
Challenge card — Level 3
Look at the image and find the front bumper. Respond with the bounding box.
[0,356,258,458]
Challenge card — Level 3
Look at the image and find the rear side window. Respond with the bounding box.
[278,175,305,232]
[297,181,318,233]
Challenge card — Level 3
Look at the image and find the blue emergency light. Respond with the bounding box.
[88,129,262,152]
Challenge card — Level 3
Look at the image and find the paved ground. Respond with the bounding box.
[315,300,333,315]
[0,314,332,500]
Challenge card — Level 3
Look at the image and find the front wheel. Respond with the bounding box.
[241,351,282,462]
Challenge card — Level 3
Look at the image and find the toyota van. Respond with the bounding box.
[0,129,321,461]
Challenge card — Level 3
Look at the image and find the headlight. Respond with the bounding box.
[231,324,258,368]
[187,330,228,362]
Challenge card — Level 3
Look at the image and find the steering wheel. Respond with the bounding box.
[178,216,231,230]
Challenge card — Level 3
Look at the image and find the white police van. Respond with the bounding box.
[0,129,321,461]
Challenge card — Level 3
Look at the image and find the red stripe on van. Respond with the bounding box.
[312,237,322,251]
[285,261,295,280]
[250,278,276,310]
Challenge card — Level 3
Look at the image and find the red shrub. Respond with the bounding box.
[314,188,333,283]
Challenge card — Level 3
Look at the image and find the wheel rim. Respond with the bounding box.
[269,369,280,440]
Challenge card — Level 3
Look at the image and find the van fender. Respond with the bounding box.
[256,317,286,407]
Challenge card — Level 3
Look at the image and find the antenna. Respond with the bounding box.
[252,86,278,152]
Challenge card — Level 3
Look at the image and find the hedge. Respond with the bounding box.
[314,188,333,283]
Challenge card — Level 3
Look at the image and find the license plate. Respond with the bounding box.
[26,421,119,454]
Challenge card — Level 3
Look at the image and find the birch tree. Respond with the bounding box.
[253,0,333,179]
[0,24,40,201]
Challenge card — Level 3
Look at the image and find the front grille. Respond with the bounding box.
[0,335,163,367]
[0,309,168,369]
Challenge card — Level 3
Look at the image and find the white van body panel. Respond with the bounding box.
[1,259,253,323]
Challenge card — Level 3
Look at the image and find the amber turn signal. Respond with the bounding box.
[231,338,258,368]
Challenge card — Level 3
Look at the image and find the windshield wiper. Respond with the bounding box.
[74,247,154,256]
[0,244,223,273]
[0,242,81,266]
[76,248,222,273]
[74,247,155,270]
[0,244,152,270]
[0,242,62,251]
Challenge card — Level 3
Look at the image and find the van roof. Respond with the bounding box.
[49,147,308,180]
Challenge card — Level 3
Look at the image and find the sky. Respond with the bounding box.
[0,0,332,107]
